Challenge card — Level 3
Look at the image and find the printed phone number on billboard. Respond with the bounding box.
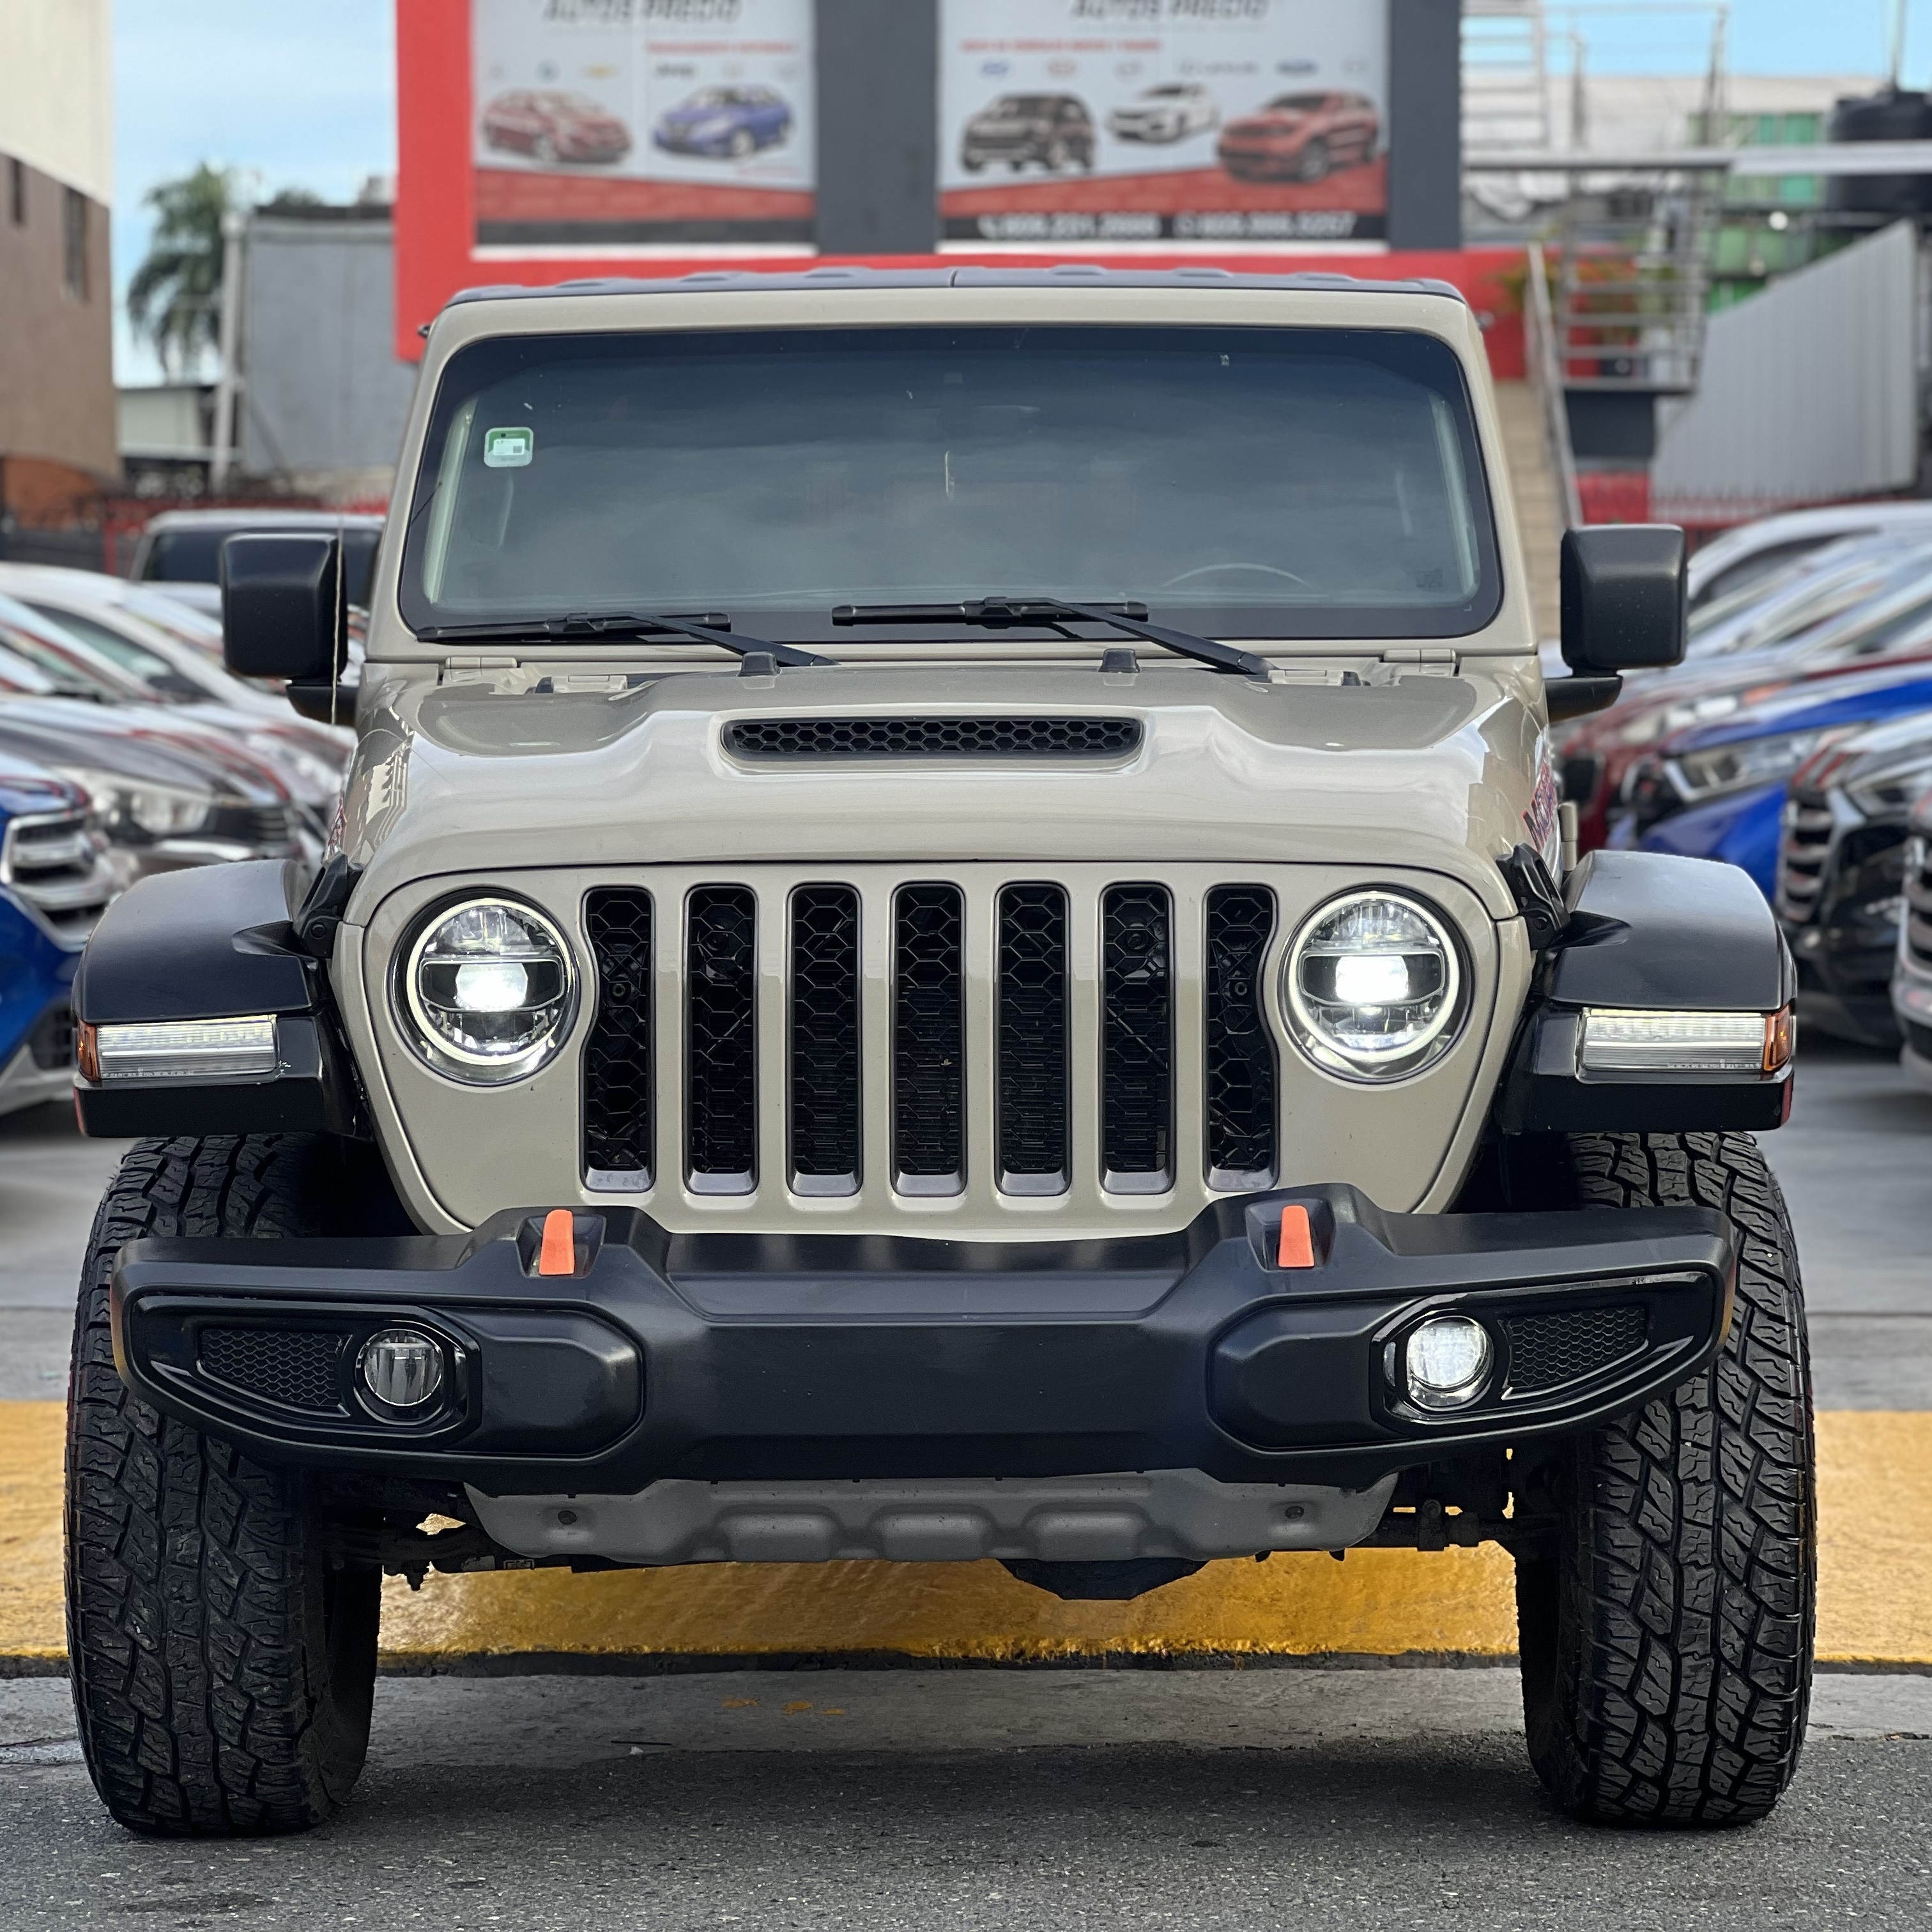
[962,209,1365,240]
[1070,0,1271,20]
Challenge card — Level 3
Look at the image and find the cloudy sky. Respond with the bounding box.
[112,0,1919,381]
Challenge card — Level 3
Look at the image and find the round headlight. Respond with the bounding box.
[399,897,576,1084]
[1283,891,1463,1082]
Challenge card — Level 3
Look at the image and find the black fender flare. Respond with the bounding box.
[73,859,362,1137]
[1497,850,1795,1135]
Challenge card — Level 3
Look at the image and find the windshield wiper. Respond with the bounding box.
[417,611,837,669]
[830,597,1271,679]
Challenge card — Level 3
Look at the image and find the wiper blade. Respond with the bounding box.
[831,597,1271,679]
[417,611,836,669]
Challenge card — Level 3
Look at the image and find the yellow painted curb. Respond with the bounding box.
[6,1402,1932,1667]
[0,1401,66,1666]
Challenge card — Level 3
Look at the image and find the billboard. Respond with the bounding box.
[471,0,814,246]
[939,0,1388,244]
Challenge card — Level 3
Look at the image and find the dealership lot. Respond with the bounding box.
[4,1038,1931,1923]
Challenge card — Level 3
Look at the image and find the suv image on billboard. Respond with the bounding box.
[654,86,792,159]
[66,268,1812,1841]
[1218,91,1381,182]
[961,93,1096,172]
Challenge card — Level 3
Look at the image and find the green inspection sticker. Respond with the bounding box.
[483,425,534,468]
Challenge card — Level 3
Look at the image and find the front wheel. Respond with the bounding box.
[1514,1131,1815,1827]
[65,1136,384,1836]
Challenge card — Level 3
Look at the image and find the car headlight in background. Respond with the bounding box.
[398,897,576,1084]
[1282,891,1464,1082]
[53,765,214,840]
[1669,725,1860,806]
[1845,744,1932,820]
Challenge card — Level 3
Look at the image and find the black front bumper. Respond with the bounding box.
[112,1185,1736,1494]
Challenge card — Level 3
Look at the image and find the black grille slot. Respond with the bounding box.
[997,884,1069,1193]
[1204,887,1277,1186]
[583,889,653,1182]
[893,884,965,1191]
[199,1327,346,1413]
[1101,884,1173,1190]
[726,716,1140,761]
[1504,1305,1647,1394]
[686,885,758,1190]
[790,885,861,1193]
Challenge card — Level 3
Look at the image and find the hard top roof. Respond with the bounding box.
[440,262,1469,316]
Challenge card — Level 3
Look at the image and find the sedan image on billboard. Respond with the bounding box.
[480,89,632,167]
[940,0,1388,244]
[654,86,793,161]
[1107,84,1221,146]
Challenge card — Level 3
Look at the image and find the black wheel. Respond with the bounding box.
[1514,1131,1815,1827]
[1294,137,1330,182]
[65,1135,385,1836]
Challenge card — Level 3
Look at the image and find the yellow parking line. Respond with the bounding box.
[6,1402,1931,1667]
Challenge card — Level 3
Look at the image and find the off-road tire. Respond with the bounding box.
[65,1135,382,1837]
[1515,1130,1815,1828]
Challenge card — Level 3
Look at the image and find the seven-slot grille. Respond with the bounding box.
[1908,835,1932,972]
[578,877,1282,1202]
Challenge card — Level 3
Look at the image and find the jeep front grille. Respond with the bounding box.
[579,874,1282,1205]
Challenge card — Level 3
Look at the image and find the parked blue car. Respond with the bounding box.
[652,85,792,159]
[0,762,118,1114]
[1614,662,1932,895]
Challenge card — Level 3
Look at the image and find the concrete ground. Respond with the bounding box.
[4,1037,1927,1406]
[3,1671,1931,1929]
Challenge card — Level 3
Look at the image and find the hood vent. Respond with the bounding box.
[723,716,1142,761]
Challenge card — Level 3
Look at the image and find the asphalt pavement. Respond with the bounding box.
[3,1670,1931,1929]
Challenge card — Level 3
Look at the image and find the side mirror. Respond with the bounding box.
[1560,525,1687,673]
[221,533,341,682]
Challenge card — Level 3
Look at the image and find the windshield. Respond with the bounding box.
[401,325,1500,643]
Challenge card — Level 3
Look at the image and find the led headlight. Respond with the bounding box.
[54,766,213,841]
[1283,891,1464,1082]
[399,897,576,1084]
[1669,725,1859,806]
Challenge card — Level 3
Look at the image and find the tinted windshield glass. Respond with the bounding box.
[402,325,1499,642]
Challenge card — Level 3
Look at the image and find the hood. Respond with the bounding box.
[0,760,84,818]
[1665,666,1932,758]
[0,699,284,799]
[338,661,1539,924]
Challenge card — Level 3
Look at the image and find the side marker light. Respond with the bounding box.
[1276,1204,1315,1269]
[537,1208,577,1276]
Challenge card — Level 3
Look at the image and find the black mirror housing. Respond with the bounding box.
[221,533,341,683]
[1560,525,1687,673]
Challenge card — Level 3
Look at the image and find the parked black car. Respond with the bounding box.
[961,93,1095,172]
[1776,709,1932,1044]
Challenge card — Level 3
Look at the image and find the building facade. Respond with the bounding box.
[0,0,114,532]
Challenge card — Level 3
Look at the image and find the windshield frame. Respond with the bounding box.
[397,321,1506,646]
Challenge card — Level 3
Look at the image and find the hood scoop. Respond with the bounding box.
[723,716,1142,761]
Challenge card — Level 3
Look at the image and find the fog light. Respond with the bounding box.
[1404,1316,1492,1411]
[358,1328,444,1413]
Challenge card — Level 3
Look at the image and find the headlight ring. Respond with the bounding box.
[1281,889,1466,1084]
[397,895,578,1085]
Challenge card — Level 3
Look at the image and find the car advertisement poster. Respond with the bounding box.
[471,0,814,247]
[939,0,1388,244]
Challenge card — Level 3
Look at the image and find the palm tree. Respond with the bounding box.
[126,164,237,378]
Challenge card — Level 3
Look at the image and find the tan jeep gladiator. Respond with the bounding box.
[65,268,1809,1836]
